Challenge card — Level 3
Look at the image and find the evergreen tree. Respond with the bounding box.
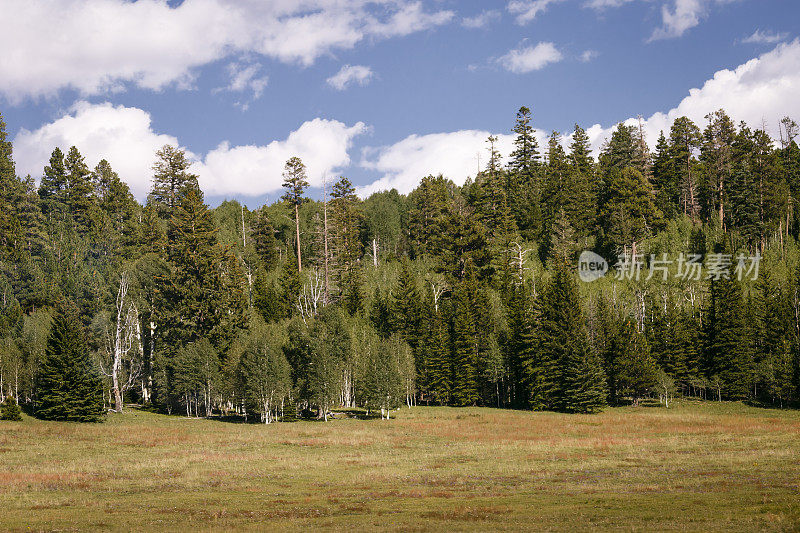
[39,147,68,218]
[281,157,309,272]
[64,146,97,234]
[35,306,104,422]
[668,117,702,218]
[508,106,542,238]
[163,183,246,351]
[148,145,198,219]
[599,166,661,254]
[251,207,279,271]
[703,271,753,400]
[450,261,479,406]
[0,394,22,421]
[535,265,606,412]
[612,319,658,405]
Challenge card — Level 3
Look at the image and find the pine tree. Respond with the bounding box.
[426,305,452,405]
[450,261,479,406]
[652,131,679,219]
[535,265,606,412]
[64,146,97,235]
[0,395,22,421]
[148,145,198,219]
[251,207,279,271]
[599,166,661,254]
[35,306,104,422]
[38,147,68,218]
[669,117,702,218]
[701,110,736,225]
[281,157,309,272]
[163,183,246,351]
[613,319,658,405]
[508,106,542,238]
[703,270,753,400]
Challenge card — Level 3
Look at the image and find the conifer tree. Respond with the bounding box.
[163,183,246,350]
[64,146,97,234]
[251,207,279,271]
[35,306,104,422]
[148,145,198,219]
[669,117,702,218]
[703,270,753,400]
[0,395,22,421]
[450,261,479,406]
[281,157,309,272]
[508,106,542,237]
[38,147,68,218]
[535,264,606,412]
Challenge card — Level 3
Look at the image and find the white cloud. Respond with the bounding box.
[580,49,600,62]
[649,0,740,41]
[362,40,800,195]
[498,42,563,73]
[13,101,367,201]
[507,0,566,24]
[223,62,269,100]
[13,102,178,200]
[359,128,552,196]
[197,119,367,197]
[0,0,453,102]
[742,29,789,45]
[584,0,637,8]
[584,39,800,154]
[326,65,374,91]
[461,10,502,29]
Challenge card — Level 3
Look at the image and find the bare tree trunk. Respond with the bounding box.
[372,238,378,268]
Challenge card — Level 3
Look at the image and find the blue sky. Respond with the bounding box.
[1,0,799,206]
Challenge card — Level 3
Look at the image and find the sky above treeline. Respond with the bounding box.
[1,0,799,207]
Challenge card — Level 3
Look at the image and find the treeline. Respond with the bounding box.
[1,107,800,422]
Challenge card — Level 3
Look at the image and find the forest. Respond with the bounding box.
[1,106,800,423]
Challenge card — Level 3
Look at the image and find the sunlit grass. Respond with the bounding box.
[2,401,799,531]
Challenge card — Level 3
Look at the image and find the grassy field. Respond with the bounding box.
[2,401,799,532]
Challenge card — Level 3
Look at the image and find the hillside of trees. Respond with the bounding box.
[1,107,800,421]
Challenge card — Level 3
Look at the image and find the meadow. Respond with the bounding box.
[2,401,799,532]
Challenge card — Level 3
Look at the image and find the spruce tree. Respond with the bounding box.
[450,262,479,406]
[535,265,606,412]
[36,306,104,422]
[148,145,198,219]
[0,395,22,421]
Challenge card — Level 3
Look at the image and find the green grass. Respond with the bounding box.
[2,401,799,531]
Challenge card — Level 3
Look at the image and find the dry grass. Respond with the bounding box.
[2,401,799,531]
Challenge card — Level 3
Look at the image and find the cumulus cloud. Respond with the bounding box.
[197,119,367,197]
[507,0,566,24]
[13,101,366,201]
[359,128,552,196]
[0,0,453,102]
[498,42,563,73]
[13,102,179,200]
[326,65,374,91]
[362,40,800,195]
[581,39,800,153]
[742,29,789,45]
[461,10,501,29]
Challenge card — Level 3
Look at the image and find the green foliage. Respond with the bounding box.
[0,394,22,421]
[35,307,104,422]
